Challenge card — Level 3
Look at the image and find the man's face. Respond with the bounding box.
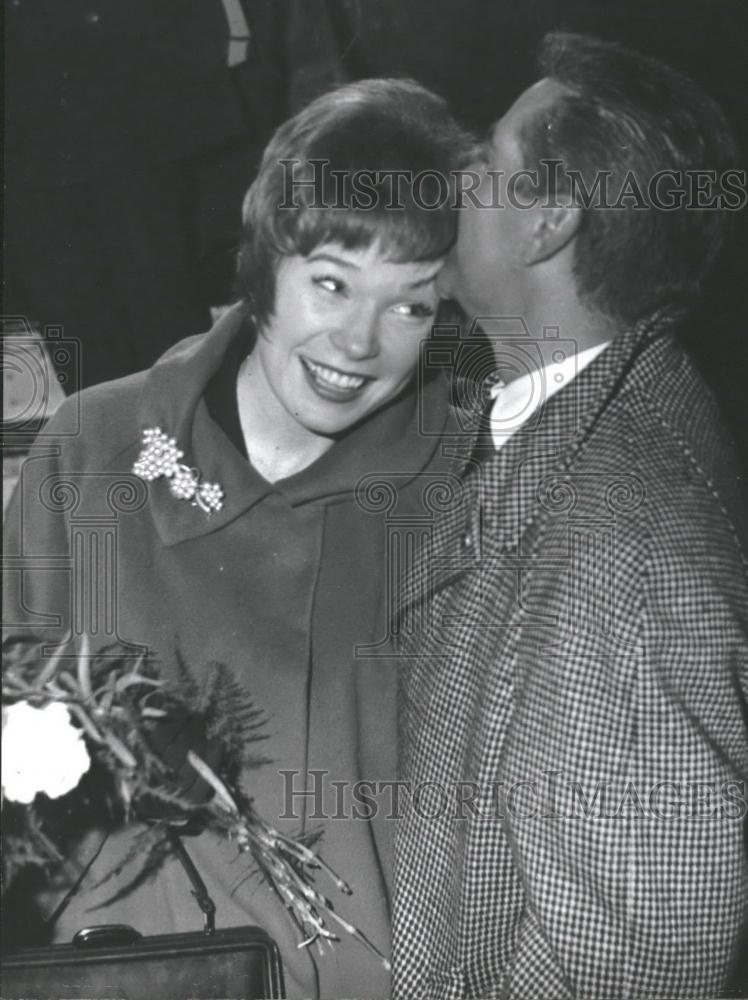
[438,79,568,319]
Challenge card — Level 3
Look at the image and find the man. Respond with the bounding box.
[392,32,748,999]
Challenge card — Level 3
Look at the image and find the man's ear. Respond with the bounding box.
[522,203,582,265]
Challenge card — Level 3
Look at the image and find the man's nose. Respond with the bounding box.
[329,310,381,361]
[436,251,458,300]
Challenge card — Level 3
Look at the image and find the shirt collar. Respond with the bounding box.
[488,341,609,451]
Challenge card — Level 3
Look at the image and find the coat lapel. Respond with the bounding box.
[395,310,679,630]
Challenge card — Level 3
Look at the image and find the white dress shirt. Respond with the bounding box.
[488,342,609,451]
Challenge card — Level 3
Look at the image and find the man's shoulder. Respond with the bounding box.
[624,336,741,488]
[596,333,747,553]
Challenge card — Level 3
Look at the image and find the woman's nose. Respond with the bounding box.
[329,311,381,361]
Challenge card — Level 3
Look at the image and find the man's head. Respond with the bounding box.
[442,32,740,327]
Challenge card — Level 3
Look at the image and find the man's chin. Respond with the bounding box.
[435,295,468,325]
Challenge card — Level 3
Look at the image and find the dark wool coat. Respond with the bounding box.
[391,314,748,999]
[3,304,455,999]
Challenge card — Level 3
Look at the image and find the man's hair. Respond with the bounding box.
[522,32,740,324]
[237,78,470,328]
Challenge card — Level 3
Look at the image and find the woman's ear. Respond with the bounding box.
[522,203,582,265]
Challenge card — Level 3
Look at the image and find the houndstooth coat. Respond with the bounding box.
[390,314,748,999]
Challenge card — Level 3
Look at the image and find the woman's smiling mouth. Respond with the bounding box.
[300,356,371,399]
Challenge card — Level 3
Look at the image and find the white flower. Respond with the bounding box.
[1,701,91,804]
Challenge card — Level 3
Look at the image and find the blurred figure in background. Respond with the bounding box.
[4,0,344,389]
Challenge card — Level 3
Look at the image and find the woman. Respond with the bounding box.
[3,79,469,998]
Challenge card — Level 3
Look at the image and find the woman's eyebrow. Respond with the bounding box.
[306,252,360,269]
[408,268,442,289]
[407,268,441,288]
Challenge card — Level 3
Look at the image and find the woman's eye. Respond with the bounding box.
[394,301,436,319]
[313,275,345,294]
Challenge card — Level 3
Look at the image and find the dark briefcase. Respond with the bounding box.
[1,832,285,999]
[1,923,285,1000]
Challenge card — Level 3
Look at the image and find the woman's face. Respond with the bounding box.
[250,242,443,439]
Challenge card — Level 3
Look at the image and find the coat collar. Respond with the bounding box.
[457,309,681,549]
[136,303,453,546]
[393,309,681,628]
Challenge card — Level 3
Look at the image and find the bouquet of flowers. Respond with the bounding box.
[1,636,388,968]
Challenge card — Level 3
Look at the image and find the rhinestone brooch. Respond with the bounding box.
[132,427,224,515]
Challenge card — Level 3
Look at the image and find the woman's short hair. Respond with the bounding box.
[237,78,471,328]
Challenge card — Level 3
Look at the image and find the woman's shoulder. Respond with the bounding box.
[42,370,148,471]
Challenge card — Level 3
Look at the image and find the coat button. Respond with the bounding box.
[460,529,474,553]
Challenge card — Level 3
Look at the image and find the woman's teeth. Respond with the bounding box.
[305,359,365,390]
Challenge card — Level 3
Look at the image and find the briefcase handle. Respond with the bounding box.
[46,826,218,936]
[73,925,143,949]
[165,827,216,935]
